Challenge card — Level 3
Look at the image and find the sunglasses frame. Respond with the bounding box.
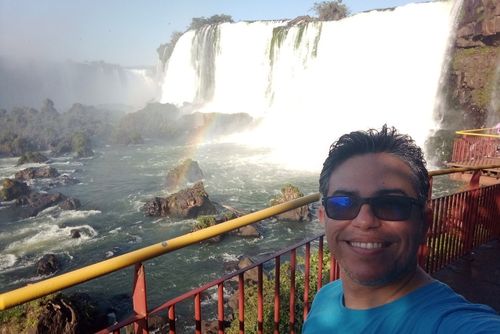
[321,194,423,221]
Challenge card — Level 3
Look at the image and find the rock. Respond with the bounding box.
[238,257,259,284]
[270,184,310,221]
[143,182,216,218]
[202,319,226,334]
[36,254,60,275]
[456,0,500,47]
[234,224,261,238]
[59,197,81,210]
[35,293,106,334]
[15,166,60,180]
[70,229,81,238]
[17,192,65,217]
[166,159,204,191]
[0,178,30,201]
[16,151,49,166]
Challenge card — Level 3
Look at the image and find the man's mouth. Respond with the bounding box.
[347,241,387,249]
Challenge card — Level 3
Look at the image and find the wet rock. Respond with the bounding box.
[70,229,81,238]
[16,151,49,166]
[17,192,65,217]
[59,197,81,210]
[234,224,261,238]
[143,181,216,218]
[15,166,60,180]
[237,257,259,284]
[0,178,30,201]
[166,159,204,191]
[270,184,310,221]
[36,254,60,275]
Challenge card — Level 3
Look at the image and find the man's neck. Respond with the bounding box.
[342,267,434,310]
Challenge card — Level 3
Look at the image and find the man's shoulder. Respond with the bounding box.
[412,281,500,333]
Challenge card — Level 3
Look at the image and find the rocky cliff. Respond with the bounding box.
[446,0,499,128]
[427,0,499,164]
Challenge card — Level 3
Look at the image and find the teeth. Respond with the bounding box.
[349,241,383,249]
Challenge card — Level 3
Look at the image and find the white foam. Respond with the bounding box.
[221,252,239,262]
[0,254,17,271]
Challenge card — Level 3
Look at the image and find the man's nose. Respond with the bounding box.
[351,203,381,229]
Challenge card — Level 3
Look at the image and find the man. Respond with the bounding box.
[303,125,500,333]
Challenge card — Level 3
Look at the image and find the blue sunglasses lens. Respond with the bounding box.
[323,195,417,221]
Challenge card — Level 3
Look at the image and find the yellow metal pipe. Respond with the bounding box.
[455,127,500,138]
[429,164,500,176]
[0,193,319,310]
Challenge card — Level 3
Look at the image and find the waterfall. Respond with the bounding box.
[160,1,458,170]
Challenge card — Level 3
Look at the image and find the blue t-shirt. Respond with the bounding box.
[303,280,500,333]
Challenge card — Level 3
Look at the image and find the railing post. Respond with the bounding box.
[133,262,149,334]
[463,170,481,252]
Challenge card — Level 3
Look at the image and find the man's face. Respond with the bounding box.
[319,152,427,286]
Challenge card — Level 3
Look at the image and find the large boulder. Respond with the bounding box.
[165,159,204,191]
[269,184,310,221]
[16,151,49,166]
[0,178,30,201]
[144,182,216,218]
[16,192,75,217]
[36,254,60,276]
[15,166,60,180]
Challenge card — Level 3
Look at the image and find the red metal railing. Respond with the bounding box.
[96,172,500,333]
[451,128,500,162]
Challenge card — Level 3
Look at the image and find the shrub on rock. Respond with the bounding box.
[270,184,310,221]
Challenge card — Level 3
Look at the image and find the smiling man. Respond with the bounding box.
[302,126,500,333]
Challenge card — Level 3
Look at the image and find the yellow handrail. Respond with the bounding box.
[455,127,500,138]
[1,164,500,310]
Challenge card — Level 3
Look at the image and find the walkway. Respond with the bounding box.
[433,239,500,312]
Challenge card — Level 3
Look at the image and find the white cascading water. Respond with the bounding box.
[160,1,458,171]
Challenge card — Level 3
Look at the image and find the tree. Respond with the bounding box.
[312,1,350,21]
[157,31,183,64]
[188,14,233,30]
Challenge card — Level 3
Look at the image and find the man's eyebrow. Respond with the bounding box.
[330,189,358,196]
[374,189,408,196]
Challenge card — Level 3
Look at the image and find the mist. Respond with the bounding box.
[0,57,160,111]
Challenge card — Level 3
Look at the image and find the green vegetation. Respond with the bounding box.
[452,46,498,109]
[189,14,234,31]
[194,215,217,230]
[157,31,183,66]
[270,184,304,206]
[0,295,52,333]
[71,132,94,158]
[0,100,116,157]
[226,248,332,333]
[312,1,350,21]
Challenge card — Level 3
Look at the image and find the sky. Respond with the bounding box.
[0,0,430,67]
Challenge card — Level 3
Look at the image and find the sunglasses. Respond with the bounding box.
[321,195,423,221]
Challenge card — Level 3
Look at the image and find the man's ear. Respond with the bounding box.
[318,204,326,225]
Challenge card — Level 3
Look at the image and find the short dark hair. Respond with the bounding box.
[319,125,429,204]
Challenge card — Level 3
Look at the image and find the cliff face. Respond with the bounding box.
[427,0,499,164]
[447,0,499,128]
